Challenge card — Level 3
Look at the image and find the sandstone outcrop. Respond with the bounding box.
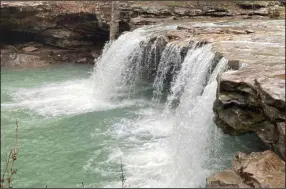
[1,1,284,67]
[1,1,284,47]
[213,64,285,160]
[206,150,285,188]
[0,43,100,67]
[207,19,285,160]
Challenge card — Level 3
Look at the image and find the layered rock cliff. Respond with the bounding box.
[1,1,285,67]
[213,64,285,160]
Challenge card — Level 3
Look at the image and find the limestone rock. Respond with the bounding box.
[277,122,286,160]
[22,46,38,52]
[130,16,159,30]
[253,8,269,16]
[0,2,110,48]
[206,150,286,188]
[214,63,285,160]
[1,53,49,68]
[1,1,284,49]
[206,169,251,188]
[232,151,285,188]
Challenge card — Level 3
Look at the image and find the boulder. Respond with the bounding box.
[206,169,251,188]
[1,53,49,68]
[232,151,285,188]
[206,150,286,188]
[22,46,38,52]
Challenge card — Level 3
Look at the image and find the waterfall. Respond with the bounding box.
[91,26,177,102]
[91,27,151,102]
[152,43,183,104]
[90,26,228,188]
[167,57,228,187]
[166,43,215,110]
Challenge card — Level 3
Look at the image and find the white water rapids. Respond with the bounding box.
[2,25,233,187]
[89,26,228,187]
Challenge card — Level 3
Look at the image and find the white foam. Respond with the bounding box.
[166,57,228,187]
[83,41,228,188]
[3,24,230,188]
[2,79,152,117]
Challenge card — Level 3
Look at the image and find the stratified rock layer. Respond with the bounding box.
[0,1,110,48]
[213,49,285,160]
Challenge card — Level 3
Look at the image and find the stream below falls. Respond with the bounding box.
[1,25,266,188]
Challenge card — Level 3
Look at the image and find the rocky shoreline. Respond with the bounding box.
[1,1,285,67]
[1,1,285,188]
[1,42,101,68]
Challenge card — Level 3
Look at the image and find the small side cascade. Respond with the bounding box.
[144,36,168,81]
[166,43,216,110]
[166,55,228,188]
[152,42,184,104]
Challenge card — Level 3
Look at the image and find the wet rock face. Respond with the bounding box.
[137,31,195,83]
[213,64,285,160]
[206,150,286,188]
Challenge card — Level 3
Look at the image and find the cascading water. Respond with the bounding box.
[88,26,229,187]
[90,26,175,101]
[91,28,149,102]
[152,42,183,104]
[166,43,216,110]
[167,57,228,187]
[4,24,262,188]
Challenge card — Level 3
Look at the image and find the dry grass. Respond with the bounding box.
[0,120,19,188]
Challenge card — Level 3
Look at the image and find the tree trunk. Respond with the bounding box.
[109,1,119,41]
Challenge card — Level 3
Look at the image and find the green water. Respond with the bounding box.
[1,64,139,188]
[1,64,266,188]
